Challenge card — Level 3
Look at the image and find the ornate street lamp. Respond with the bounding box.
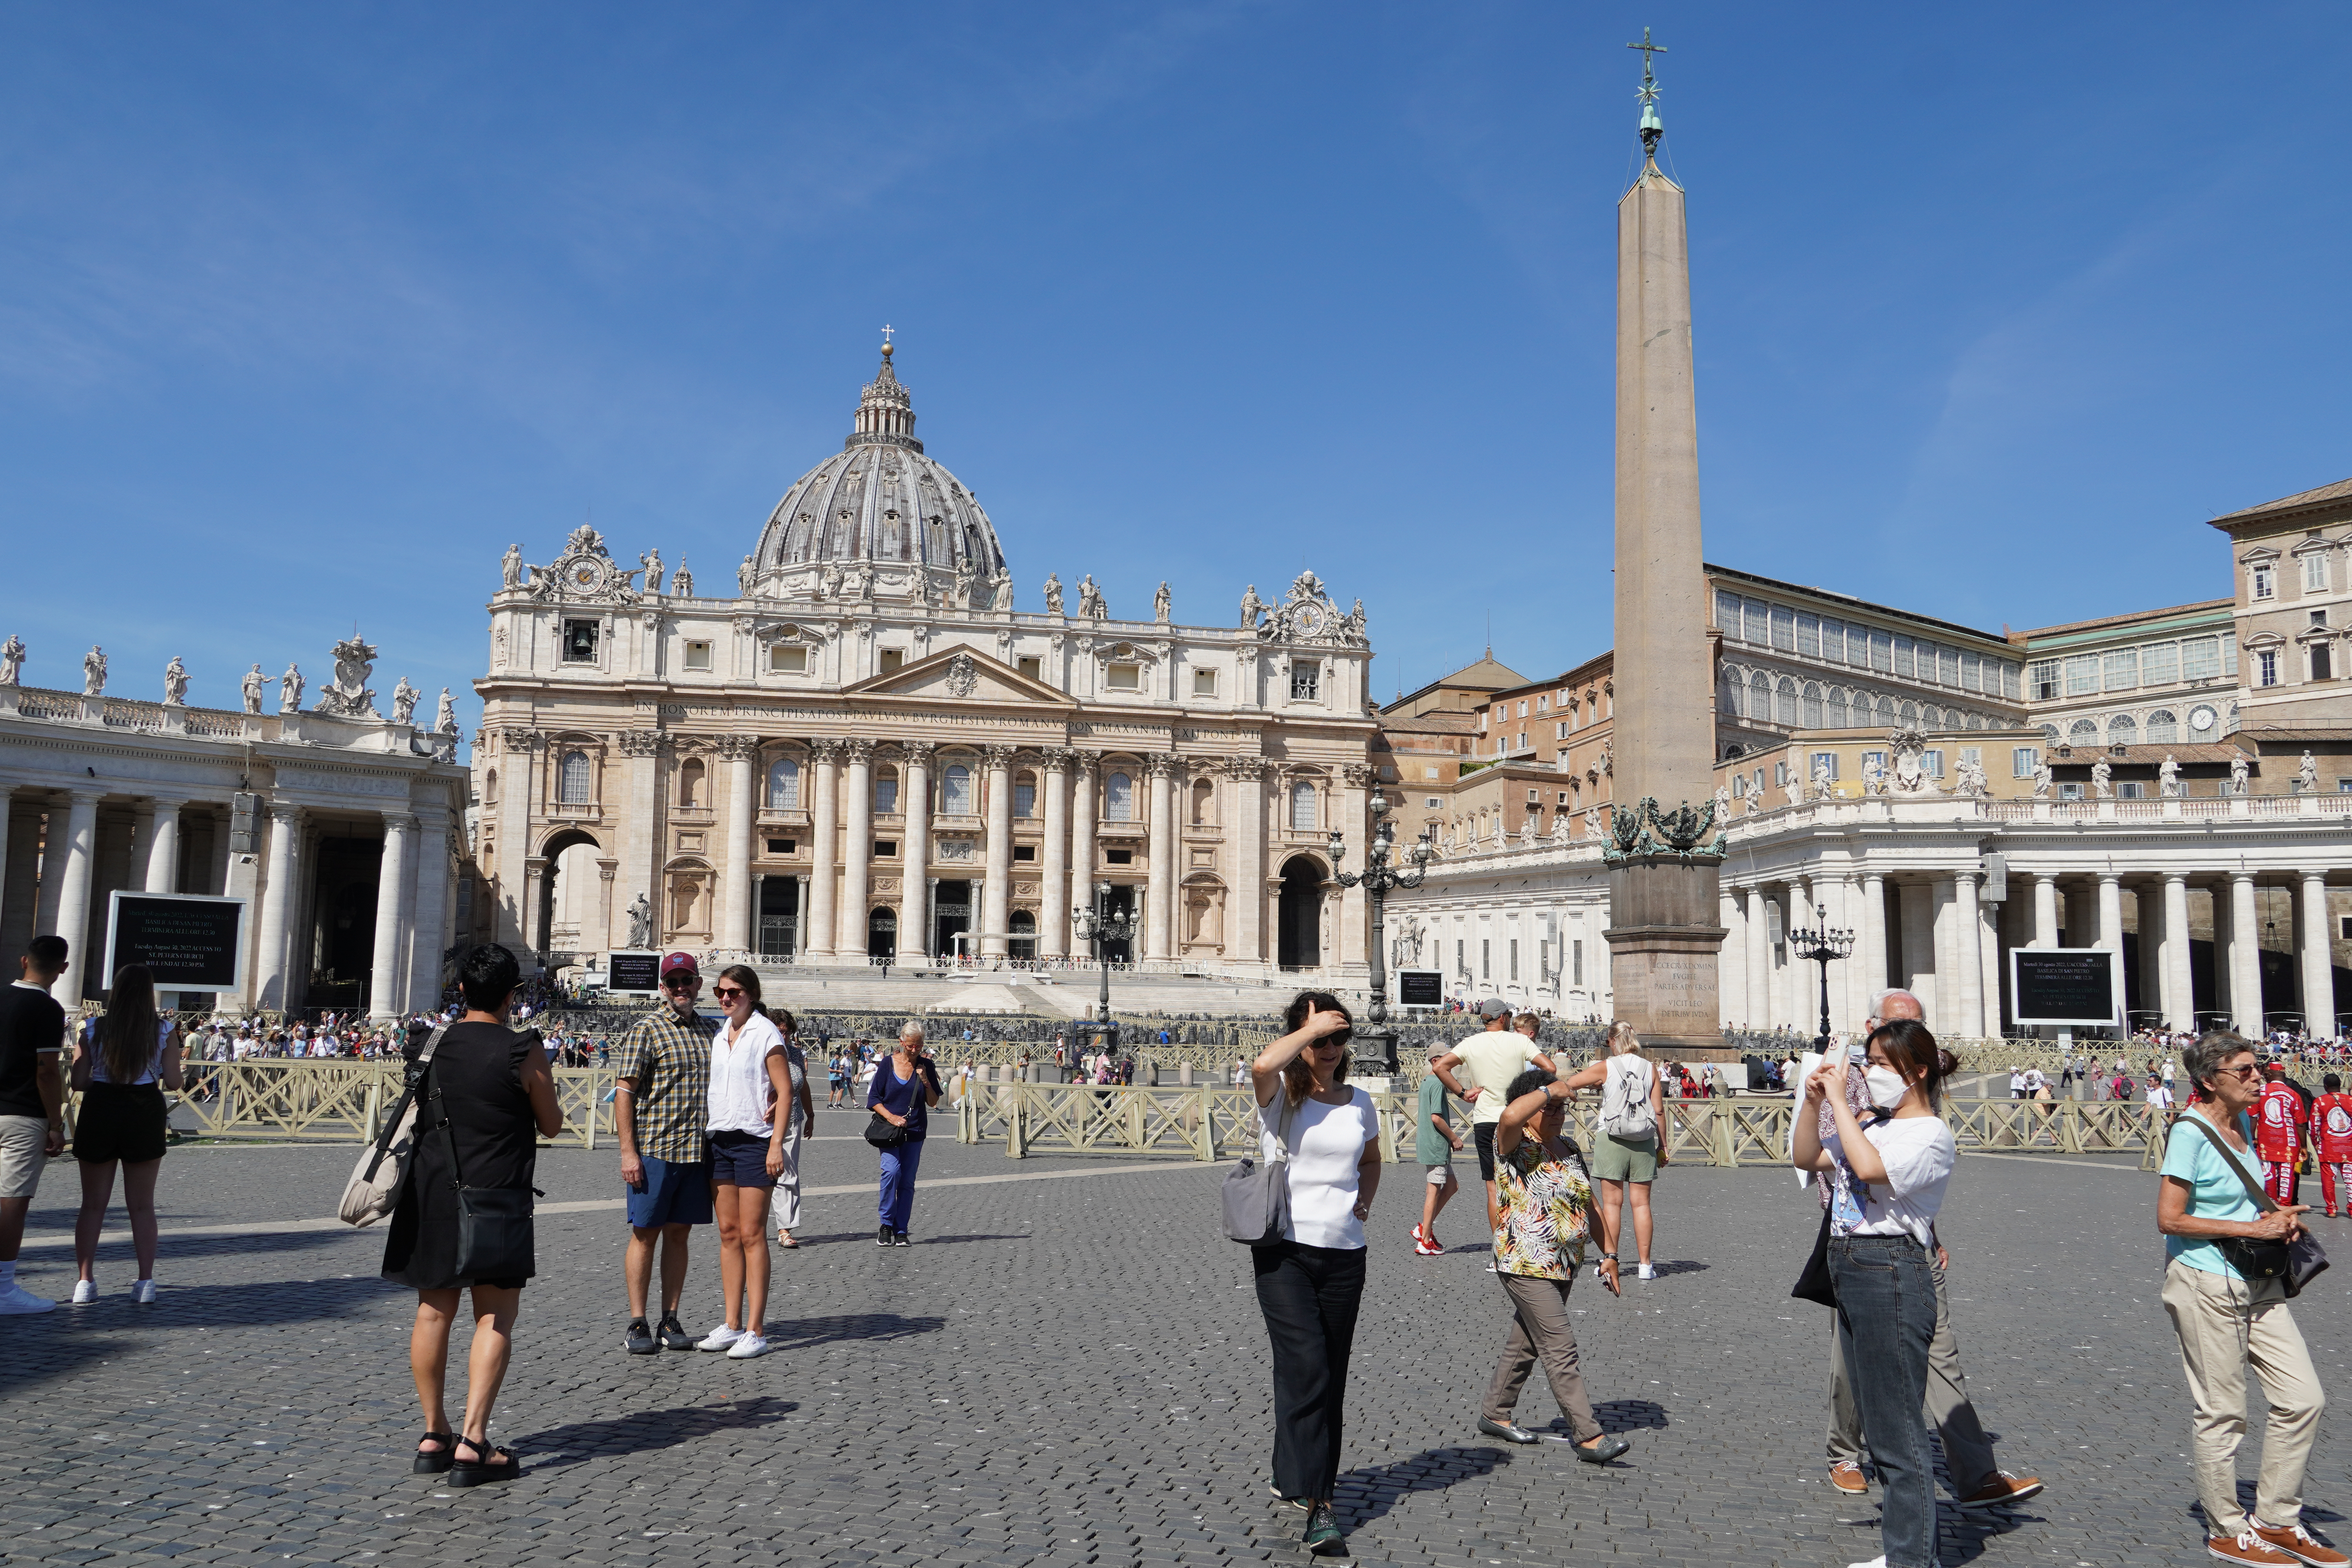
[1788,924,1855,1054]
[1329,791,1435,1072]
[1070,879,1139,1029]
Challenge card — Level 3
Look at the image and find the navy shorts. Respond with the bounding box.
[626,1156,714,1228]
[709,1130,777,1190]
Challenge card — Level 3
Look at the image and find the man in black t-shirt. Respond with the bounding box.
[0,935,70,1315]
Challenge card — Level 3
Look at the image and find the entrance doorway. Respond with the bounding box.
[1278,856,1323,969]
[758,878,799,960]
[1009,910,1036,963]
[933,879,971,956]
[868,907,897,960]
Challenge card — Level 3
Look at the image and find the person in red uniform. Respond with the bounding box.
[2313,1072,2352,1218]
[2254,1062,2307,1207]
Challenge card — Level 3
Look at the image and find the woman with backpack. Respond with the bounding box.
[1591,1022,1668,1282]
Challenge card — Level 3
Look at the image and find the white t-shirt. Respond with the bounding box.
[1823,1114,1955,1246]
[1259,1089,1380,1250]
[707,1011,787,1136]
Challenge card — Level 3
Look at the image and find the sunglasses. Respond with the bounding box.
[713,986,746,1001]
[2214,1063,2261,1080]
[1313,1033,1353,1048]
[661,976,697,991]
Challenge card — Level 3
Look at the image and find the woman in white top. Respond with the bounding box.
[70,965,183,1303]
[1590,1021,1670,1280]
[1248,990,1380,1559]
[1792,1019,1958,1568]
[698,965,791,1360]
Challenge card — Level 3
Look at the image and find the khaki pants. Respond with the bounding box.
[1483,1273,1602,1443]
[2161,1257,2325,1536]
[1828,1254,1999,1495]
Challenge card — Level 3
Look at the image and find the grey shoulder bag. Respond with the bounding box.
[1221,1096,1299,1245]
[337,1023,450,1227]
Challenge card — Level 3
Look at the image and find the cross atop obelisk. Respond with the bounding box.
[1627,28,1666,160]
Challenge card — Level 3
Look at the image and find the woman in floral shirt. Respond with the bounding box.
[1478,1064,1632,1464]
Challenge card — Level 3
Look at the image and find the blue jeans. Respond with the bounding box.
[1831,1233,1938,1568]
[878,1137,924,1231]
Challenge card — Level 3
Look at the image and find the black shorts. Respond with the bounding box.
[74,1082,168,1165]
[1473,1121,1498,1182]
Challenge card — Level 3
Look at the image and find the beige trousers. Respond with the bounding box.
[2161,1258,2326,1537]
[771,1123,804,1231]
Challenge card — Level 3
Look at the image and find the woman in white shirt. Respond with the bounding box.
[698,965,791,1360]
[1792,1019,1958,1568]
[1248,991,1380,1558]
[69,965,182,1304]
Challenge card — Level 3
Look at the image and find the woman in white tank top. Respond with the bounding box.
[69,965,182,1303]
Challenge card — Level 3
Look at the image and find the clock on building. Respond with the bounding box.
[2189,704,2218,734]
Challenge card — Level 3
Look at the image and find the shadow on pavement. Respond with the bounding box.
[766,1311,947,1352]
[1593,1397,1670,1430]
[519,1395,799,1469]
[784,1231,1029,1248]
[1332,1445,1510,1528]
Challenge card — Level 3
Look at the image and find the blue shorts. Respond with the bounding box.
[709,1130,777,1190]
[626,1156,714,1228]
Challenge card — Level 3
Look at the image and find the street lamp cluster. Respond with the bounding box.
[1071,880,1139,1033]
[1328,790,1434,1071]
[1788,924,1855,1053]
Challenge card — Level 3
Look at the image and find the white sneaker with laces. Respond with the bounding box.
[0,1283,56,1314]
[1637,1262,1657,1281]
[131,1279,157,1304]
[70,1279,96,1305]
[696,1324,744,1352]
[726,1331,773,1359]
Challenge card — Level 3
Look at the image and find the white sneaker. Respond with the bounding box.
[1847,1558,1887,1568]
[131,1279,157,1304]
[70,1279,96,1305]
[695,1324,744,1352]
[1637,1263,1657,1281]
[0,1283,56,1314]
[726,1332,773,1359]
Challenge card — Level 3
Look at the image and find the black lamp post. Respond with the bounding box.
[1329,790,1435,1073]
[1788,924,1855,1054]
[1070,879,1138,1027]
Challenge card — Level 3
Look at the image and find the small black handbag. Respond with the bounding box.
[2181,1114,2328,1298]
[428,1069,537,1283]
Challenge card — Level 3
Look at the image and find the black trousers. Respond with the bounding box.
[1253,1241,1367,1503]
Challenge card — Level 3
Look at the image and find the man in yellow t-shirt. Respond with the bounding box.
[1430,1000,1556,1232]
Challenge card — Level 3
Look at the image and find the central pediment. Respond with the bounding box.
[840,646,1076,708]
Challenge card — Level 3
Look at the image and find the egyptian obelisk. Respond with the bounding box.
[1604,33,1729,1058]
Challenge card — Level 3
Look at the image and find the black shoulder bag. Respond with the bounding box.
[1790,1110,1891,1309]
[2180,1114,2328,1298]
[430,1037,539,1283]
[864,1059,933,1148]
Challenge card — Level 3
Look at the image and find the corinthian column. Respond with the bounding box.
[1231,758,1268,968]
[47,789,102,1007]
[143,797,186,894]
[617,730,665,951]
[496,729,544,950]
[251,801,302,1012]
[899,742,933,960]
[368,811,416,1020]
[1040,750,1073,958]
[807,740,841,958]
[715,735,759,955]
[841,738,875,958]
[980,746,1014,958]
[1070,753,1100,909]
[1145,754,1178,961]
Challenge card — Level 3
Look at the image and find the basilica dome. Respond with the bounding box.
[748,344,1007,599]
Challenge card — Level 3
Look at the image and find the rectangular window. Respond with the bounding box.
[1746,599,1771,644]
[2259,650,2280,688]
[1481,940,1491,980]
[2182,637,2222,681]
[2013,746,2038,778]
[1960,745,1982,769]
[2001,661,2021,700]
[1106,848,1134,865]
[769,643,807,673]
[2064,654,2100,695]
[2253,564,2276,601]
[1013,780,1036,817]
[878,648,904,673]
[1106,662,1141,690]
[1820,617,1846,663]
[2315,644,2334,682]
[1508,940,1519,982]
[1425,765,1440,780]
[2103,649,2138,690]
[1939,646,1960,686]
[1717,590,1744,637]
[765,837,797,855]
[2141,641,2179,686]
[683,640,712,671]
[562,620,599,662]
[2307,553,2330,593]
[1456,940,1465,975]
[1536,695,1548,711]
[874,776,899,813]
[1556,722,1568,739]
[2118,780,2145,800]
[1774,760,1788,788]
[1892,636,1914,679]
[2031,660,2060,701]
[1013,844,1035,862]
[1923,749,1945,779]
[873,839,898,857]
[2060,781,2084,800]
[1869,630,1892,673]
[1571,939,1584,989]
[1018,655,1043,680]
[1289,663,1321,701]
[1960,650,1980,691]
[1862,750,1886,776]
[1426,797,1442,808]
[1770,606,1795,651]
[1810,751,1838,780]
[1796,613,1820,659]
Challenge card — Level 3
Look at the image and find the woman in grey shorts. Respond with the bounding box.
[1589,1022,1668,1281]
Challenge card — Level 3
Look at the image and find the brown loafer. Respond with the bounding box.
[1829,1461,1868,1495]
[2254,1524,2350,1568]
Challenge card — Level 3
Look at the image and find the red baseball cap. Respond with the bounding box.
[659,951,699,981]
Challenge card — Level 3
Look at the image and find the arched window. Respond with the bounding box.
[1824,688,1849,729]
[2042,723,2061,744]
[1898,702,1918,727]
[1012,772,1036,818]
[2068,719,2098,744]
[1190,777,1216,825]
[1921,704,1942,729]
[1103,771,1134,821]
[1875,694,1896,727]
[1801,683,1822,729]
[677,757,706,808]
[1290,780,1317,832]
[2107,714,2136,745]
[557,750,592,804]
[874,766,899,814]
[767,757,800,809]
[2145,709,2180,744]
[1717,670,1741,718]
[483,769,499,807]
[1749,671,1772,721]
[1774,678,1798,728]
[943,763,973,815]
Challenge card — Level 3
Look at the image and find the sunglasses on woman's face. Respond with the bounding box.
[713,986,746,1001]
[2214,1063,2261,1080]
[1314,1034,1352,1049]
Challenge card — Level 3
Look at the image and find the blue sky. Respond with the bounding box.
[1,4,2347,726]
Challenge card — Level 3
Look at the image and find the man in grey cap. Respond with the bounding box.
[1430,998,1555,1235]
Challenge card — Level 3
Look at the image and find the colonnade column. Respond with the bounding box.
[617,732,663,951]
[45,790,101,1007]
[2230,872,2264,1035]
[1743,886,1771,1031]
[1899,881,1935,1022]
[2137,884,2165,1026]
[1718,888,1747,1025]
[2162,874,2195,1031]
[1783,881,1812,1032]
[898,743,932,960]
[251,802,302,1012]
[807,740,840,958]
[368,812,416,1020]
[1070,754,1100,915]
[2299,872,2335,1035]
[1230,759,1265,967]
[716,736,758,955]
[0,799,34,962]
[1039,750,1071,958]
[840,739,875,959]
[1144,755,1177,962]
[406,809,451,1013]
[143,797,185,894]
[2096,873,2123,954]
[2032,873,2058,948]
[1952,871,1985,1041]
[497,730,544,951]
[980,746,1014,958]
[128,801,157,897]
[1859,873,1888,1020]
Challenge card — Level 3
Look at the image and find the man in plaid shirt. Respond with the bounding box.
[617,952,720,1355]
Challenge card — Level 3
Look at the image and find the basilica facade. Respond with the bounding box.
[470,345,1380,982]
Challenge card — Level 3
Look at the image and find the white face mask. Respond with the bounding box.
[1864,1065,1911,1110]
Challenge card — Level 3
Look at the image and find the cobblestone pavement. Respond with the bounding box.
[1,1132,2346,1568]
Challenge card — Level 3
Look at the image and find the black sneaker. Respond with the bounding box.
[624,1318,656,1355]
[656,1313,693,1351]
[877,1226,893,1247]
[1302,1504,1346,1556]
[891,1230,911,1247]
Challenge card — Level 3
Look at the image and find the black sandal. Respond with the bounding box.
[447,1434,520,1487]
[412,1431,455,1475]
